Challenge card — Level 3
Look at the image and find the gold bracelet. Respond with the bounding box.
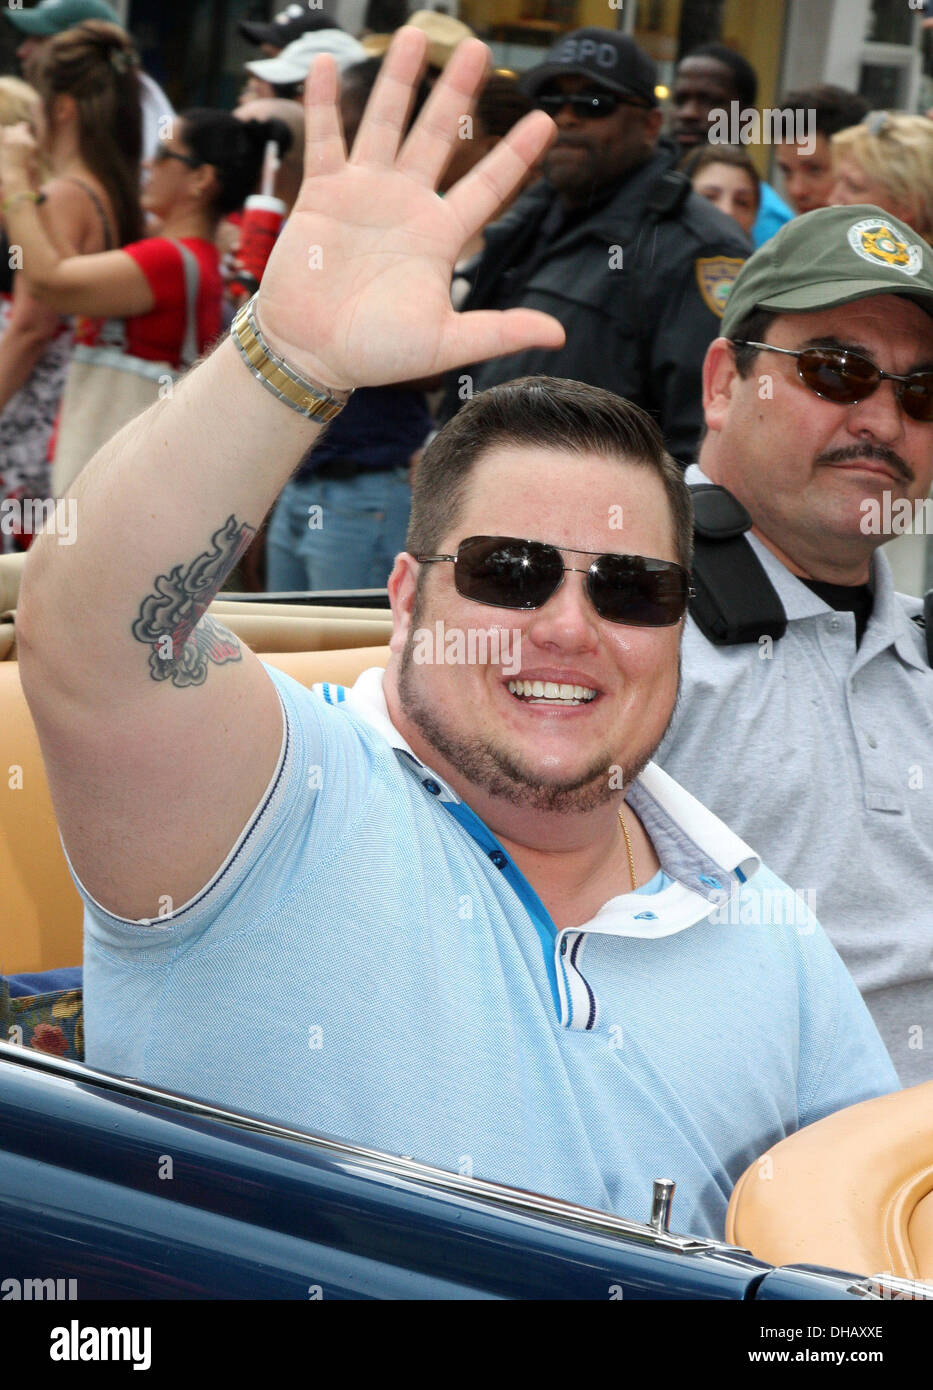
[231,293,352,422]
[1,189,39,216]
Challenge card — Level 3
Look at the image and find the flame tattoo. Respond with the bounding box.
[132,515,255,687]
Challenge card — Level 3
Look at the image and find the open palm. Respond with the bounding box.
[257,30,565,393]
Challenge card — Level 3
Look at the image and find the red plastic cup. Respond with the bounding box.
[229,194,286,299]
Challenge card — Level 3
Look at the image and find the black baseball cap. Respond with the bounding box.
[239,3,341,48]
[522,28,659,107]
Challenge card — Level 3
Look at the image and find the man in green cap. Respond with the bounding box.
[5,0,174,162]
[658,204,933,1086]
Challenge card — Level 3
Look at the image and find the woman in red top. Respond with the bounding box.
[0,108,287,492]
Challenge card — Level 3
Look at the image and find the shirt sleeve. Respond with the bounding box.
[640,224,747,465]
[122,236,184,309]
[795,904,901,1126]
[71,663,379,958]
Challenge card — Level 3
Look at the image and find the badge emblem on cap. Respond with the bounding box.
[847,218,922,277]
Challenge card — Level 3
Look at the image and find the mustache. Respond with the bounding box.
[816,443,914,483]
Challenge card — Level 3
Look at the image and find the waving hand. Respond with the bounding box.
[256,28,565,392]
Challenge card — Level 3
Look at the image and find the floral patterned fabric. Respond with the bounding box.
[0,977,84,1060]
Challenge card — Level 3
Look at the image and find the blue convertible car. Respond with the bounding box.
[0,1035,929,1303]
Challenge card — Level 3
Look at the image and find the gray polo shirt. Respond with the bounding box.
[658,466,933,1084]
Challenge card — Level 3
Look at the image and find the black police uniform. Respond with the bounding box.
[438,140,749,465]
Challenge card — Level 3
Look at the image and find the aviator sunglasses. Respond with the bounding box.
[414,536,693,627]
[732,340,933,421]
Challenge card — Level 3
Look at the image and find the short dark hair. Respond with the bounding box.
[679,143,761,207]
[686,42,758,110]
[728,308,778,376]
[779,85,869,140]
[407,377,694,573]
[475,73,532,139]
[181,109,293,216]
[340,57,432,128]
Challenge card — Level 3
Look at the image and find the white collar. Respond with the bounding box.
[313,667,760,939]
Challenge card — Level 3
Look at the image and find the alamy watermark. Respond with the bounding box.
[708,886,817,930]
[860,493,933,535]
[411,620,522,676]
[0,496,77,545]
[708,101,816,156]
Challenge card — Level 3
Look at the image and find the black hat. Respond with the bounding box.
[522,28,658,107]
[239,3,341,48]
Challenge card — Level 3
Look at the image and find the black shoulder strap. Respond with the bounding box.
[688,484,787,645]
[644,170,691,222]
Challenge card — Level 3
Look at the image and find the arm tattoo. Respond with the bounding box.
[132,515,255,687]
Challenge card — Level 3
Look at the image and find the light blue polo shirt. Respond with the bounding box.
[76,664,898,1240]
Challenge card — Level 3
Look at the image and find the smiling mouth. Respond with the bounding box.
[507,679,598,707]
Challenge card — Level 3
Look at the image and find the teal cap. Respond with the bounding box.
[6,0,122,36]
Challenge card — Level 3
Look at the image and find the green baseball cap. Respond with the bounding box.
[721,204,933,338]
[6,0,122,35]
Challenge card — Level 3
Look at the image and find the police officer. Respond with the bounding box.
[658,205,933,1084]
[438,29,749,464]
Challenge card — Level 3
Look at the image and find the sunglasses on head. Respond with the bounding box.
[534,90,647,119]
[732,340,933,421]
[414,536,693,628]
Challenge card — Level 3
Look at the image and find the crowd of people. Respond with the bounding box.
[6,8,933,1239]
[3,4,932,572]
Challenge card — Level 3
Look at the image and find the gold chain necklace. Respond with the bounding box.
[618,808,638,893]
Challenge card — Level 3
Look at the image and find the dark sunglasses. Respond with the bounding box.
[732,340,933,422]
[414,535,693,628]
[534,90,647,119]
[153,144,202,169]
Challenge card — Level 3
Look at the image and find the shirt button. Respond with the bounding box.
[560,938,568,956]
[828,617,840,632]
[423,779,441,795]
[489,849,507,870]
[866,734,878,749]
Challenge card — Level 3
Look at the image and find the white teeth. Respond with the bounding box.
[507,680,597,703]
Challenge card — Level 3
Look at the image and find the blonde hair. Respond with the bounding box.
[0,76,42,132]
[833,113,933,244]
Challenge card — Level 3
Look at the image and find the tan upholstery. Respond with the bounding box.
[0,552,26,614]
[0,598,391,663]
[0,645,389,973]
[726,1082,933,1280]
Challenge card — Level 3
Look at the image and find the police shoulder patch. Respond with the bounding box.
[695,256,745,317]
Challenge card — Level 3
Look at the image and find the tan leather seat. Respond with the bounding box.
[727,1082,933,1280]
[0,552,26,615]
[0,645,389,973]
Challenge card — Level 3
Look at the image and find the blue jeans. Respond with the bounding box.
[265,468,412,591]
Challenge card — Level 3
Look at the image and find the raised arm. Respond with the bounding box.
[0,132,154,317]
[16,29,563,923]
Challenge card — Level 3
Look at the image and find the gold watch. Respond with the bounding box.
[231,294,352,422]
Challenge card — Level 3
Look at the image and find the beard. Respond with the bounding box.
[396,589,672,815]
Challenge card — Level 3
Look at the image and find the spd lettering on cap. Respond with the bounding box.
[559,37,618,69]
[847,218,923,278]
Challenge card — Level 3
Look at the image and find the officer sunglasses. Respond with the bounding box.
[534,91,649,118]
[414,536,693,627]
[732,340,933,421]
